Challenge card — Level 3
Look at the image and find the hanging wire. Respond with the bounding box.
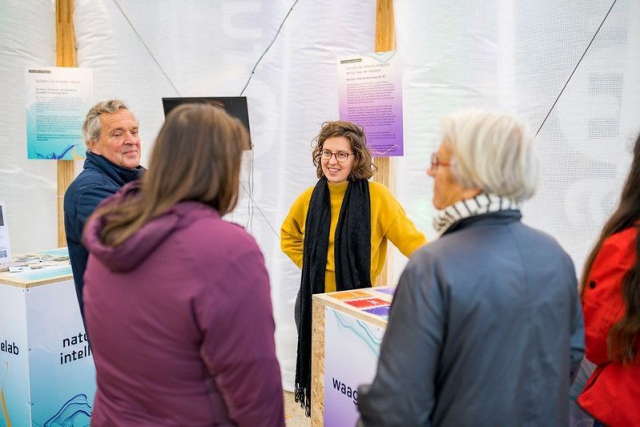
[246,146,255,232]
[112,0,296,239]
[535,0,618,137]
[238,0,301,237]
[112,0,181,96]
[239,0,300,97]
[241,181,279,237]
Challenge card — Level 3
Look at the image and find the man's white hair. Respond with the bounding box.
[82,99,131,147]
[440,109,539,203]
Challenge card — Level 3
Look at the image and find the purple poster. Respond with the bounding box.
[338,52,403,157]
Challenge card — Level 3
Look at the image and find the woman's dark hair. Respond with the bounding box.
[95,103,249,247]
[311,121,377,180]
[581,132,640,363]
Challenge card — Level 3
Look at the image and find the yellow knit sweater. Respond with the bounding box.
[281,181,427,292]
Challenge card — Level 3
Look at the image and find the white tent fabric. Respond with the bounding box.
[0,2,57,254]
[1,0,639,390]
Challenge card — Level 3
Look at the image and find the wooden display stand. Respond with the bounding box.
[0,249,95,426]
[310,287,395,426]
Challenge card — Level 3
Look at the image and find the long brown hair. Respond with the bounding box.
[96,103,249,247]
[581,132,640,363]
[311,121,377,180]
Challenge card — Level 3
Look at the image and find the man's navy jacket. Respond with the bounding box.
[64,151,143,317]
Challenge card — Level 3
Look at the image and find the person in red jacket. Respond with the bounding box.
[578,132,640,427]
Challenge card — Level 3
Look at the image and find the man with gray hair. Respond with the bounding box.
[64,99,143,318]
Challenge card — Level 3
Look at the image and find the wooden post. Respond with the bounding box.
[56,0,77,247]
[374,0,396,286]
[310,297,326,426]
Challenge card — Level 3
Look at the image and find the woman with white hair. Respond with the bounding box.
[357,110,585,426]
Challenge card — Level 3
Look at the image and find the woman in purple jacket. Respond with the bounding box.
[82,104,285,426]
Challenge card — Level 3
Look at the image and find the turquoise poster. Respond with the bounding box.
[25,67,93,160]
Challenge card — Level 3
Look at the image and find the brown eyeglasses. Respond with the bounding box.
[428,153,451,175]
[321,150,353,163]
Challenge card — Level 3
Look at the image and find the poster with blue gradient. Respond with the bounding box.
[26,279,95,427]
[338,52,404,156]
[25,67,93,160]
[0,285,31,427]
[324,307,384,427]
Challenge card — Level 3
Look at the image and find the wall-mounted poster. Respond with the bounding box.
[25,67,93,160]
[338,52,403,157]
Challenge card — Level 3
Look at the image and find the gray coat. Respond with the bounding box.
[358,210,584,426]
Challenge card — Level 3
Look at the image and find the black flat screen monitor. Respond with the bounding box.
[162,97,251,146]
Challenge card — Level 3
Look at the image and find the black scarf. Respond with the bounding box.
[294,177,372,416]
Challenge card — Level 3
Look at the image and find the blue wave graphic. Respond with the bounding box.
[32,143,78,160]
[331,311,382,358]
[43,393,92,427]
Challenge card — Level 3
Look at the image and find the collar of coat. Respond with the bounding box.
[433,193,520,235]
[84,150,144,185]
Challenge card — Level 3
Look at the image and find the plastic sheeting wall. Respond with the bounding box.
[1,0,639,390]
[392,0,640,281]
[0,1,57,254]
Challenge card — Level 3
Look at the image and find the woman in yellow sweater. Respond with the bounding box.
[281,120,426,415]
